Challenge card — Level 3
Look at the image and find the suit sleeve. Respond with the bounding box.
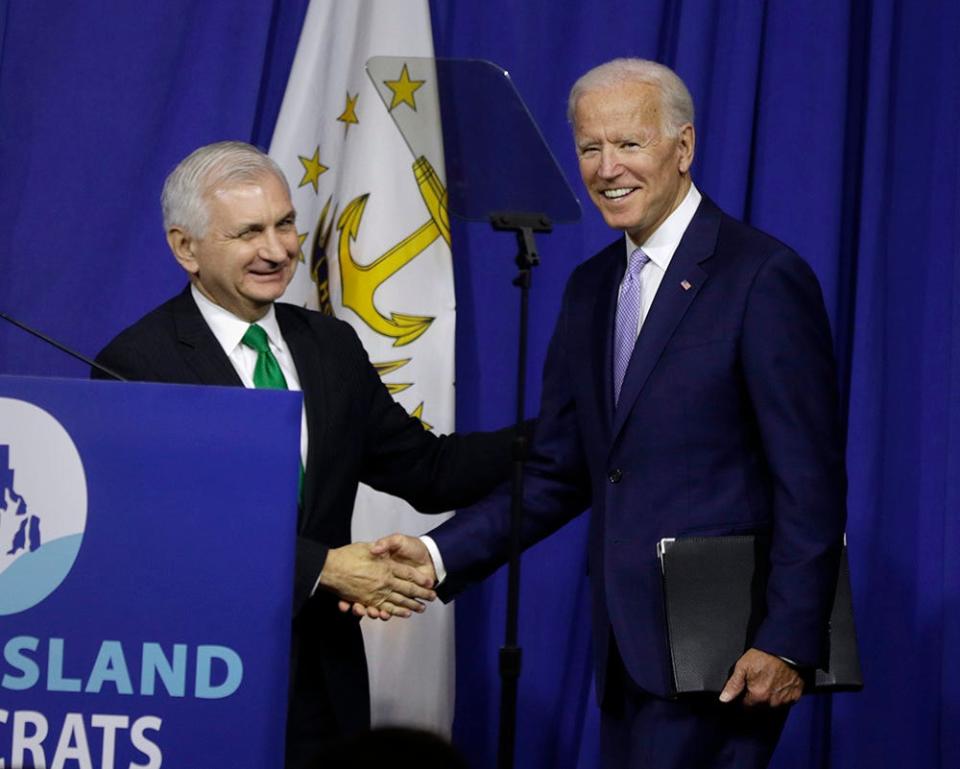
[429,276,593,599]
[355,334,517,513]
[282,320,520,615]
[740,249,847,667]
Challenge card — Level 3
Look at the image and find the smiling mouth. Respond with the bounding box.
[249,260,290,274]
[248,267,288,280]
[601,188,635,200]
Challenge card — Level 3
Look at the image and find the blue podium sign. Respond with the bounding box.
[0,376,301,769]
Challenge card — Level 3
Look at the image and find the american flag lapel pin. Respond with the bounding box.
[680,280,692,291]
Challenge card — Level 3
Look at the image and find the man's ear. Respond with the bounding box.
[677,123,695,174]
[167,227,199,275]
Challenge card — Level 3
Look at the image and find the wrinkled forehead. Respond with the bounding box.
[204,173,293,221]
[573,82,666,136]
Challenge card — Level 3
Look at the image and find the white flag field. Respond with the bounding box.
[269,0,456,734]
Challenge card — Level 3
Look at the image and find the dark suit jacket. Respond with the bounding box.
[93,286,512,766]
[431,196,847,701]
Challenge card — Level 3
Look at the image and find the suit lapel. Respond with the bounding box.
[171,287,244,386]
[610,198,721,442]
[276,305,331,525]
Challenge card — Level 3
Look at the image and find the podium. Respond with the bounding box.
[0,376,300,769]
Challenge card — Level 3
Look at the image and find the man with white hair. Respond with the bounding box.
[375,59,847,767]
[93,141,514,768]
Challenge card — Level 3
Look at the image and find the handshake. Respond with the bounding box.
[319,534,438,621]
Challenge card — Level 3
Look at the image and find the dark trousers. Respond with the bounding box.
[284,604,371,769]
[600,638,788,769]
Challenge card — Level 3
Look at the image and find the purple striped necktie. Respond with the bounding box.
[613,247,650,404]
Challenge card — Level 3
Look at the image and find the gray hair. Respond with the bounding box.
[161,141,290,236]
[567,58,695,137]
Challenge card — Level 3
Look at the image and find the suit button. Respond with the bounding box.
[608,468,623,484]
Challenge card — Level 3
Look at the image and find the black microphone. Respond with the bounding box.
[0,310,127,382]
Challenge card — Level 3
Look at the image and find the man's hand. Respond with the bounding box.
[319,542,436,621]
[337,534,438,619]
[719,648,803,707]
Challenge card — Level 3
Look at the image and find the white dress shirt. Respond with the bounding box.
[623,183,702,335]
[191,284,308,467]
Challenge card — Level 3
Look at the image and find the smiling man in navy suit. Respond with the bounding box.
[371,59,847,768]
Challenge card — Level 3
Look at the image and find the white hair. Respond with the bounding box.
[161,141,290,236]
[567,58,695,137]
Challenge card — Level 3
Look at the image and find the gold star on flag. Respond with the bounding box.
[297,231,308,263]
[338,92,359,126]
[297,147,328,193]
[384,63,425,111]
[410,402,432,432]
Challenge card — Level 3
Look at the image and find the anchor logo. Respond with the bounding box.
[310,155,450,347]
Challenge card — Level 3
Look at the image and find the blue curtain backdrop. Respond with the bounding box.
[1,2,957,768]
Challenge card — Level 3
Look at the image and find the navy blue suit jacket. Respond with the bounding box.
[432,195,846,699]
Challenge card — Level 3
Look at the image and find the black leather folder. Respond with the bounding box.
[657,535,863,695]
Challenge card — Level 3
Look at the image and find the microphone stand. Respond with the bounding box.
[0,311,126,381]
[489,211,552,769]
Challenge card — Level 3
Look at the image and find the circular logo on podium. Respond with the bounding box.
[0,398,87,614]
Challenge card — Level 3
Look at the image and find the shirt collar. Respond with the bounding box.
[626,183,702,272]
[190,283,282,356]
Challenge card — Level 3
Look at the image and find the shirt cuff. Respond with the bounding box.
[419,535,446,586]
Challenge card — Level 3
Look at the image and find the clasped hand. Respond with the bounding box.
[320,537,437,621]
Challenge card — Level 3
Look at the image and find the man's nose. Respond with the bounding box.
[598,148,622,179]
[259,229,290,263]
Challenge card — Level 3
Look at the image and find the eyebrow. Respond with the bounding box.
[577,129,657,149]
[233,209,296,234]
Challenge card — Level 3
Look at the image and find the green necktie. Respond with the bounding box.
[241,324,288,390]
[241,324,303,505]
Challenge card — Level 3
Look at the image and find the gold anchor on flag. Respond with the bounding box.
[331,155,450,347]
